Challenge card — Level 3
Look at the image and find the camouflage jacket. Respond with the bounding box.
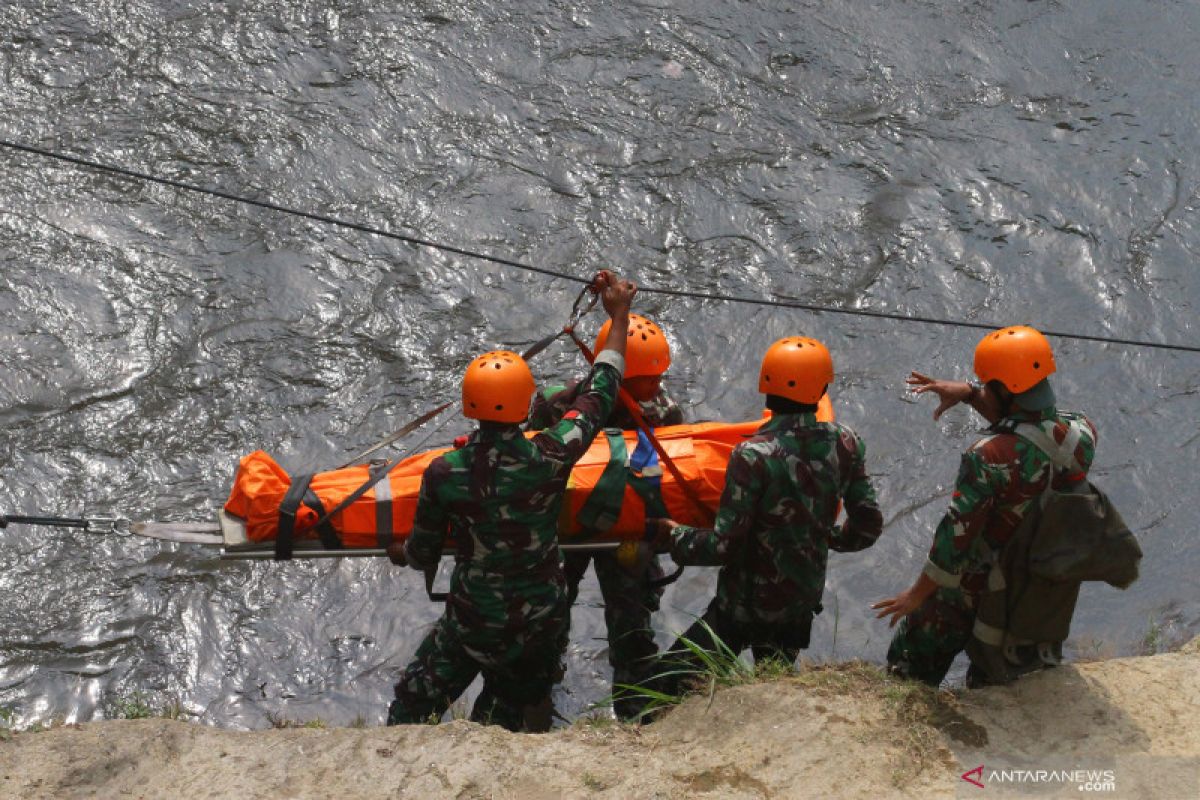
[922,407,1097,592]
[669,412,883,624]
[404,352,623,632]
[527,379,683,431]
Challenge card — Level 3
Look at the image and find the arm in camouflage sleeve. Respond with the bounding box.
[921,448,1001,587]
[533,353,623,467]
[534,268,633,467]
[669,445,761,566]
[829,429,883,552]
[525,382,576,432]
[403,460,450,571]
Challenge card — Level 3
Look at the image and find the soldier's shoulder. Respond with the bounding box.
[830,421,865,444]
[430,447,468,475]
[732,434,775,463]
[416,453,458,500]
[825,423,868,461]
[966,432,1019,464]
[1057,409,1097,436]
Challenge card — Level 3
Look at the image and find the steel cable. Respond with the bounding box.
[3,138,1197,354]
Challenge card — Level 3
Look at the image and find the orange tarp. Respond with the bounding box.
[224,400,833,548]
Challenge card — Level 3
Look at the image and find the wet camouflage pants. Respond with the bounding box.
[561,549,665,720]
[656,602,814,700]
[388,600,567,732]
[886,586,977,686]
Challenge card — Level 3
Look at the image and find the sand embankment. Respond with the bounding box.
[2,639,1197,799]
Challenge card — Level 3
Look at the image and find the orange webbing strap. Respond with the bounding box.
[565,330,714,520]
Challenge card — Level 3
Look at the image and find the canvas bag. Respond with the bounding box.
[966,418,1143,684]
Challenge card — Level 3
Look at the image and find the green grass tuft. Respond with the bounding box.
[111,692,155,720]
[264,711,328,729]
[106,692,188,721]
[581,771,607,790]
[600,619,798,722]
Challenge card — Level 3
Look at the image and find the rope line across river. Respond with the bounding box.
[2,138,1196,354]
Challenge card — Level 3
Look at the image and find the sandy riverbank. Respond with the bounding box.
[2,639,1197,799]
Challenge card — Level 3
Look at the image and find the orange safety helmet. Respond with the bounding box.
[973,325,1056,394]
[461,350,536,423]
[593,314,671,378]
[758,336,834,404]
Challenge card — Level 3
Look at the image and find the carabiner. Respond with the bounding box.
[566,283,600,330]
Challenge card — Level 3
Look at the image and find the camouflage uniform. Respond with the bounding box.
[661,412,883,691]
[886,408,1097,686]
[527,380,684,719]
[387,352,623,730]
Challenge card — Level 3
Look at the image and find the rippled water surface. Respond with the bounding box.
[1,0,1197,728]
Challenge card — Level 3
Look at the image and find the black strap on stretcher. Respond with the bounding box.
[275,473,344,560]
[271,286,602,563]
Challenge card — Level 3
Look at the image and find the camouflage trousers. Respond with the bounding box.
[886,586,978,686]
[655,601,814,700]
[561,549,665,720]
[388,598,568,732]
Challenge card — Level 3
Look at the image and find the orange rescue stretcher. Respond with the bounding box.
[221,398,833,557]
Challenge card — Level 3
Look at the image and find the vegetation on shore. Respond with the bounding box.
[597,623,977,786]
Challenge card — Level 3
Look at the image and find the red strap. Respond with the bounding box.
[567,330,713,519]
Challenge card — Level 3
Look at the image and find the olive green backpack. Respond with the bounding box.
[965,419,1143,685]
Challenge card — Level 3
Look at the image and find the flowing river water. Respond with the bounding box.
[0,0,1196,729]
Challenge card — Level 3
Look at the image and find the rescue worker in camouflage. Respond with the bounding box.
[525,313,682,721]
[873,325,1097,686]
[651,336,883,695]
[385,270,638,731]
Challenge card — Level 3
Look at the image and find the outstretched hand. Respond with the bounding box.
[907,371,974,421]
[870,591,923,628]
[592,270,637,320]
[871,573,937,627]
